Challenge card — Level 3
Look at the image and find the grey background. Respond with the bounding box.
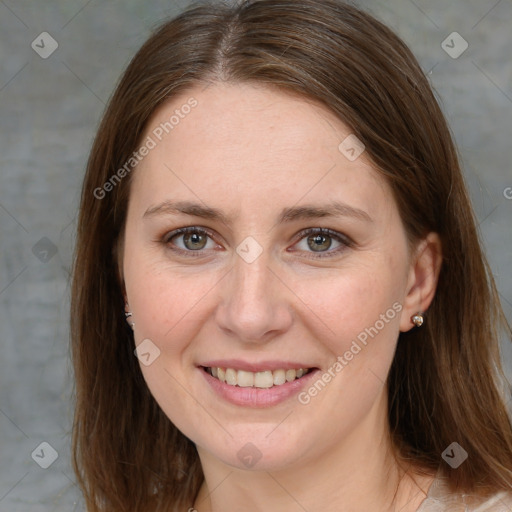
[0,0,511,510]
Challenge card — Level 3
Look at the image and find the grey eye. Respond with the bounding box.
[167,228,217,251]
[182,231,208,250]
[307,234,333,252]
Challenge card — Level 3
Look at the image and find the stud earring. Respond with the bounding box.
[125,303,135,330]
[411,312,424,328]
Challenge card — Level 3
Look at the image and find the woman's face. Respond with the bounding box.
[122,82,421,471]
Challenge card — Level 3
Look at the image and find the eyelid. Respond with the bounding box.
[293,227,353,245]
[163,226,217,243]
[163,226,223,255]
[162,226,353,258]
[289,227,354,258]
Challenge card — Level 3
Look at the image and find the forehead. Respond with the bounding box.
[145,82,354,161]
[130,82,392,222]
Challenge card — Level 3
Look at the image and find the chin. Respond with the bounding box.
[197,428,312,473]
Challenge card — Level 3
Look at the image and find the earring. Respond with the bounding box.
[125,303,135,330]
[411,312,424,328]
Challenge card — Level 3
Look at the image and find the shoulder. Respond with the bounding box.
[417,474,512,511]
[468,491,512,511]
[418,492,512,511]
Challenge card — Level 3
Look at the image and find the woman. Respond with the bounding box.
[70,0,512,510]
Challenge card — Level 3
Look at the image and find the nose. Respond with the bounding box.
[214,250,294,343]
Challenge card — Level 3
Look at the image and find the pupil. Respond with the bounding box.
[185,232,206,250]
[308,234,331,252]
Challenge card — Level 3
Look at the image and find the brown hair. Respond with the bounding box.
[70,0,512,510]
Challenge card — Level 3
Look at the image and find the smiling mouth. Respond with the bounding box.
[202,366,314,388]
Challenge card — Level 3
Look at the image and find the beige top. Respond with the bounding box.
[417,473,512,511]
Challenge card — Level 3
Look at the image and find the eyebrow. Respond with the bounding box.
[143,200,372,224]
[143,200,231,224]
[278,203,372,223]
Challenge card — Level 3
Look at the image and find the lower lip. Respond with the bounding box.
[199,367,321,408]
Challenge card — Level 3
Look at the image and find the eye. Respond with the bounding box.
[291,228,352,257]
[306,233,334,252]
[165,227,219,252]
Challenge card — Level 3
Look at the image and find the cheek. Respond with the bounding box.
[123,256,224,433]
[288,259,407,412]
[123,248,224,359]
[291,265,404,426]
[128,269,207,335]
[298,267,403,351]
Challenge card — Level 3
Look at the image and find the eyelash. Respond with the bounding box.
[162,226,353,259]
[162,227,220,258]
[292,227,353,259]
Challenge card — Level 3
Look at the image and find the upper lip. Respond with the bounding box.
[199,359,318,372]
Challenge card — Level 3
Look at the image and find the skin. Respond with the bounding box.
[121,82,443,512]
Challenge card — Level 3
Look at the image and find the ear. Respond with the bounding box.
[399,232,443,332]
[113,231,127,304]
[122,285,133,329]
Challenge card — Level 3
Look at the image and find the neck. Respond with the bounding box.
[193,389,434,512]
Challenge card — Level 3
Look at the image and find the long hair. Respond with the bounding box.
[70,1,512,510]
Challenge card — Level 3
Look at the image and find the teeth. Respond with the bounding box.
[237,370,254,387]
[285,369,296,382]
[273,369,286,386]
[225,368,237,386]
[207,367,310,388]
[254,371,273,388]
